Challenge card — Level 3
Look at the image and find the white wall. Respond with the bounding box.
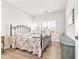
[65,0,75,40]
[1,0,33,48]
[34,11,65,42]
[74,0,78,35]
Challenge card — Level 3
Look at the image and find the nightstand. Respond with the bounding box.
[1,36,4,54]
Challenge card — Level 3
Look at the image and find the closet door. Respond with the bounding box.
[74,0,78,59]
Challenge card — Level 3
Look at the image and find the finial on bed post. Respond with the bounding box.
[10,24,12,36]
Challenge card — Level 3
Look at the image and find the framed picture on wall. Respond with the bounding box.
[66,9,74,25]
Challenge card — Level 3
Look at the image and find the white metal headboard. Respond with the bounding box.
[10,24,31,36]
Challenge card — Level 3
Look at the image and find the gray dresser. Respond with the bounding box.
[60,34,75,59]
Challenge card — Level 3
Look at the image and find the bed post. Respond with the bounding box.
[10,24,12,48]
[40,34,42,58]
[41,34,42,48]
[10,24,12,36]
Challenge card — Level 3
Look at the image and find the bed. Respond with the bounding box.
[10,24,51,57]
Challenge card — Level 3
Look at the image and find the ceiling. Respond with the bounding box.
[6,0,67,15]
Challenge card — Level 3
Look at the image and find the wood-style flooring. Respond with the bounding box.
[1,42,61,59]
